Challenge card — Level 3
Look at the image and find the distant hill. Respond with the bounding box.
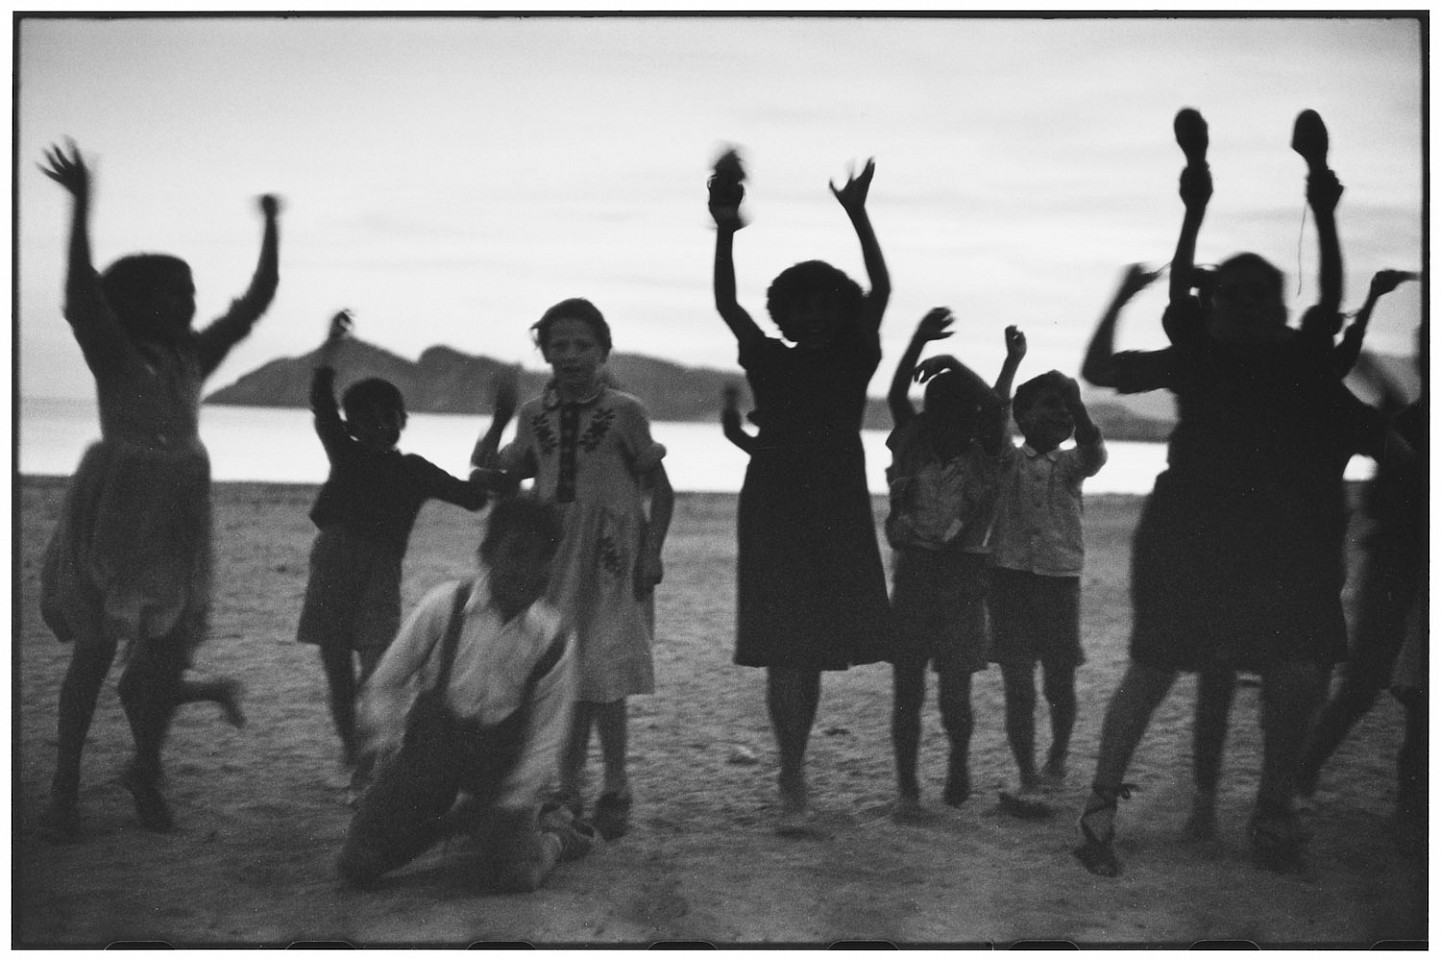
[207,337,1185,441]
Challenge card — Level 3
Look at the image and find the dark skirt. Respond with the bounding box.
[1129,470,1349,673]
[735,439,895,670]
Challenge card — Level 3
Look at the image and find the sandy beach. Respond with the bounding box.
[15,476,1426,947]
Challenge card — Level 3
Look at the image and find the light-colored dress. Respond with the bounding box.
[497,382,666,702]
[40,281,273,662]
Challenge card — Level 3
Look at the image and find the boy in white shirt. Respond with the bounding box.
[338,498,585,890]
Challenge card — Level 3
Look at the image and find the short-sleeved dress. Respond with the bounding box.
[497,383,666,702]
[734,324,895,670]
[41,290,272,663]
[1114,297,1388,673]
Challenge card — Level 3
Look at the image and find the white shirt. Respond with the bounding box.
[357,570,577,811]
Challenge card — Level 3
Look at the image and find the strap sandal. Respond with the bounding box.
[1073,782,1135,878]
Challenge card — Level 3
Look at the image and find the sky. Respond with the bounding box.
[14,11,1427,405]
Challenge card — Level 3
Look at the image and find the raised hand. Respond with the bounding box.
[1291,109,1329,172]
[1371,269,1418,298]
[1173,108,1209,168]
[1179,164,1212,210]
[40,140,90,199]
[829,157,876,216]
[492,363,520,427]
[1120,263,1162,299]
[1306,169,1344,216]
[259,194,281,218]
[913,355,958,384]
[708,148,747,230]
[1005,325,1028,362]
[914,307,954,343]
[327,309,354,344]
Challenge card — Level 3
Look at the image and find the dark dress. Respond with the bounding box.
[733,324,895,670]
[1114,298,1388,673]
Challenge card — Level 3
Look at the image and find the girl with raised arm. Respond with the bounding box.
[37,141,281,839]
[709,150,896,836]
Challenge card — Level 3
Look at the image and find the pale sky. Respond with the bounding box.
[15,12,1426,403]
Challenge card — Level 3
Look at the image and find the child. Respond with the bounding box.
[474,298,673,841]
[885,309,1024,818]
[709,150,896,835]
[339,497,592,891]
[1076,111,1400,876]
[988,368,1107,817]
[36,141,280,839]
[296,310,493,793]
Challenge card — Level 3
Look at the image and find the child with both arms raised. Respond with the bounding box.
[884,308,1024,817]
[989,367,1107,818]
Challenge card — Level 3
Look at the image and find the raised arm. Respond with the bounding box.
[1169,109,1211,306]
[1083,264,1160,387]
[1299,168,1345,345]
[472,364,520,471]
[709,154,765,348]
[39,141,131,372]
[1334,270,1417,376]
[889,307,954,428]
[196,195,282,374]
[1060,374,1107,478]
[310,310,353,456]
[993,324,1027,403]
[831,158,889,331]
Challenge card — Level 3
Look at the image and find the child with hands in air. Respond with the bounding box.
[36,141,280,840]
[885,309,1024,819]
[709,150,897,836]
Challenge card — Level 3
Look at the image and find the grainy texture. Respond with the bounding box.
[15,477,1425,947]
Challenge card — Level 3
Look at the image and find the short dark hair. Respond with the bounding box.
[101,254,191,338]
[482,497,563,558]
[532,298,613,357]
[1217,253,1285,299]
[1013,371,1066,416]
[341,378,406,423]
[765,260,863,341]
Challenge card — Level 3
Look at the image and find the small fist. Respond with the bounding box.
[327,309,354,342]
[258,194,281,217]
[1004,325,1027,360]
[1371,269,1418,297]
[1121,263,1161,298]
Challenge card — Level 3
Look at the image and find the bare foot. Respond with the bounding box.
[119,764,175,833]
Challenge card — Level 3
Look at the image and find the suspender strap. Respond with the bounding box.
[430,581,473,699]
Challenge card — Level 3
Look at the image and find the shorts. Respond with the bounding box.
[890,546,989,674]
[296,526,403,654]
[986,568,1083,668]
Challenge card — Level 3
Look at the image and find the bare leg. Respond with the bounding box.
[1250,658,1324,869]
[767,666,821,818]
[594,699,628,797]
[1041,663,1078,782]
[320,646,359,765]
[558,702,594,809]
[1186,668,1234,838]
[1077,661,1176,870]
[890,658,927,804]
[42,629,118,841]
[1000,663,1040,791]
[936,668,974,805]
[175,674,245,728]
[116,638,188,831]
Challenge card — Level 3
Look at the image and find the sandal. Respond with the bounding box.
[1073,783,1135,878]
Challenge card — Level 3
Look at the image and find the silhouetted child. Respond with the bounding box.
[1076,109,1401,876]
[297,310,493,795]
[474,298,673,841]
[989,369,1107,818]
[339,497,593,890]
[36,141,279,840]
[1295,320,1428,814]
[709,150,897,836]
[885,309,1024,818]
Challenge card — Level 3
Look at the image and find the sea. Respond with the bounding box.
[17,396,1376,495]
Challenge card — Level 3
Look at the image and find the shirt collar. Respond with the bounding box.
[542,379,605,411]
[1021,443,1060,462]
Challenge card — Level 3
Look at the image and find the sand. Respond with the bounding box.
[14,476,1427,947]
